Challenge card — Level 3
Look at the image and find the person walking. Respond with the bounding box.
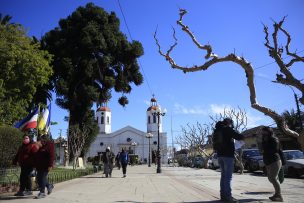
[13,134,37,196]
[261,126,283,202]
[119,149,129,178]
[115,152,121,170]
[103,147,114,178]
[212,118,244,203]
[34,135,55,199]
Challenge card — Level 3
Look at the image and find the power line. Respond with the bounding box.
[116,0,153,96]
[254,49,304,70]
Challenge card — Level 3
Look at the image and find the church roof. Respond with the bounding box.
[97,106,111,112]
[147,105,160,112]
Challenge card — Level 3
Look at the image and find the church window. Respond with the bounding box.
[148,116,151,124]
[101,116,104,124]
[153,115,156,123]
[107,116,110,124]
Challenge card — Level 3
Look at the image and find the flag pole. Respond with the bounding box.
[36,105,40,140]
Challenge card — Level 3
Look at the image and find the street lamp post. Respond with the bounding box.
[131,142,137,154]
[146,133,153,167]
[152,109,166,173]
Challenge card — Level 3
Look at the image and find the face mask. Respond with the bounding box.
[23,138,30,144]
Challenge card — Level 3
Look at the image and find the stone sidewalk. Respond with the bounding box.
[0,165,303,203]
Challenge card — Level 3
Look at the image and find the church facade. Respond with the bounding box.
[86,97,168,164]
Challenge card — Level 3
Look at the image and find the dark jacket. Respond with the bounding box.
[262,136,280,165]
[119,151,129,165]
[216,126,244,158]
[34,141,55,170]
[13,143,36,167]
[103,150,114,164]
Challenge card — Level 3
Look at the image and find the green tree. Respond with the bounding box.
[282,109,304,133]
[42,3,144,162]
[0,125,23,167]
[0,20,53,125]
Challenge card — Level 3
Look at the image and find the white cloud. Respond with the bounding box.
[210,104,232,114]
[173,102,272,128]
[173,103,208,115]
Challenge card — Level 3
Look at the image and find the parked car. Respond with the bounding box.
[234,148,261,172]
[210,153,219,169]
[283,150,304,178]
[259,150,304,178]
[241,149,261,171]
[247,155,263,172]
[192,156,205,168]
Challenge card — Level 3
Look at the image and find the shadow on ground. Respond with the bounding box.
[0,195,35,200]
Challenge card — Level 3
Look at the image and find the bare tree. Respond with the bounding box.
[154,9,304,149]
[176,122,211,159]
[209,107,248,133]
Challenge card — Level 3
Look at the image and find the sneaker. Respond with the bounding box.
[14,191,24,196]
[35,192,46,199]
[269,195,283,202]
[23,191,33,196]
[47,184,54,195]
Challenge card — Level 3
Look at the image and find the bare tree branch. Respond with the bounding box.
[154,9,301,141]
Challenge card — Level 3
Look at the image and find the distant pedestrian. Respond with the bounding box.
[119,149,129,178]
[103,147,114,178]
[261,126,283,202]
[212,118,244,203]
[34,135,55,199]
[115,152,121,170]
[13,134,37,196]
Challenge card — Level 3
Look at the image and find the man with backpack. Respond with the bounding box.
[119,149,129,178]
[212,118,244,203]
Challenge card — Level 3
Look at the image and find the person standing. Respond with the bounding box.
[13,134,36,196]
[115,152,121,170]
[261,126,283,202]
[103,147,114,178]
[119,149,129,178]
[34,135,55,199]
[213,118,244,203]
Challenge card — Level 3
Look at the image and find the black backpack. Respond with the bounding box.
[212,128,224,152]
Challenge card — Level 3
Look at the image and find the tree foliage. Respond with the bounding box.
[42,3,143,126]
[0,20,53,125]
[0,125,23,167]
[42,3,144,160]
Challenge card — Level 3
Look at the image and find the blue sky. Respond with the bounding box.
[1,0,303,147]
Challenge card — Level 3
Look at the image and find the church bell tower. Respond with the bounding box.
[96,103,111,134]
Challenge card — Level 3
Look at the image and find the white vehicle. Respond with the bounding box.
[259,150,304,178]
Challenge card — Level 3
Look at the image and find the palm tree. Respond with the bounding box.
[282,109,303,132]
[0,14,12,25]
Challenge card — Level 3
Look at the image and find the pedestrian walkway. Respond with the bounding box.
[0,165,303,203]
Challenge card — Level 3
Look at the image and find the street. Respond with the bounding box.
[0,165,303,203]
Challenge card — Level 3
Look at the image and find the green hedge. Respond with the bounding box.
[0,125,23,168]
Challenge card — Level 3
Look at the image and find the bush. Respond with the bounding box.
[0,125,23,168]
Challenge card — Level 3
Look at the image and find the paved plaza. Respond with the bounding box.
[0,165,303,203]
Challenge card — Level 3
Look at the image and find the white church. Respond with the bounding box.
[87,97,168,164]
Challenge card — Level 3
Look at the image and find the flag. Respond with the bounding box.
[14,107,39,131]
[38,104,51,132]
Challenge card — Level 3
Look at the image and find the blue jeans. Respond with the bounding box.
[218,156,234,200]
[37,170,50,193]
